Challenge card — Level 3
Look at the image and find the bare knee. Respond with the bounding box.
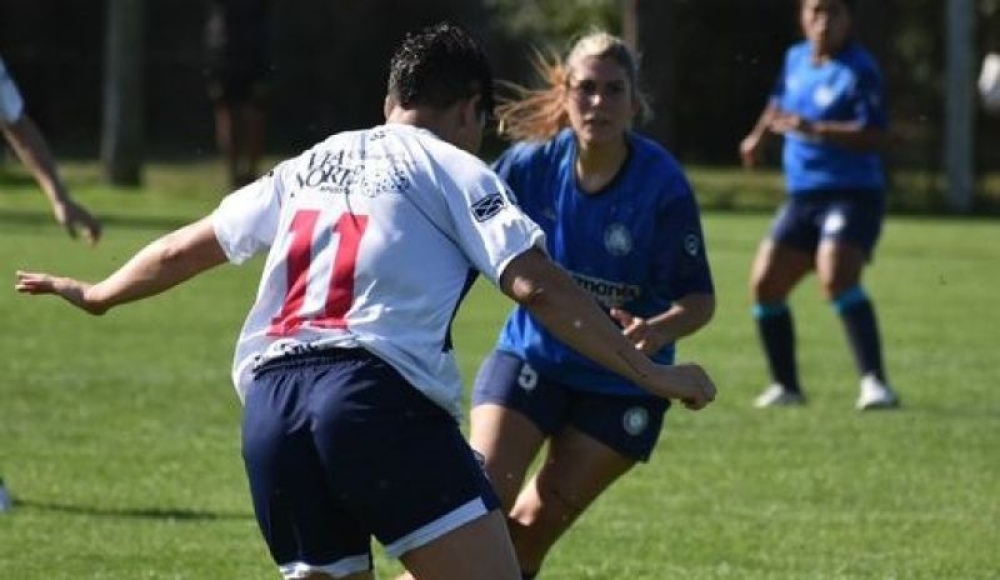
[514,479,585,529]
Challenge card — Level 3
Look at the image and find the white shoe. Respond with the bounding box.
[0,480,11,513]
[856,374,900,410]
[754,384,806,408]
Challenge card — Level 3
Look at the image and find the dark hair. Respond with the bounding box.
[387,22,495,117]
[799,0,856,11]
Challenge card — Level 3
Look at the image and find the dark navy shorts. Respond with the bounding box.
[770,190,885,258]
[471,350,669,462]
[243,349,499,578]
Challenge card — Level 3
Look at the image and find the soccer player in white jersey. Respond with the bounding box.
[15,23,716,579]
[0,54,101,243]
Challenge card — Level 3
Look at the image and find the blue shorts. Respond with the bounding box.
[243,349,499,578]
[771,190,885,258]
[471,350,669,462]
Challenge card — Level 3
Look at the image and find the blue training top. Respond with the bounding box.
[771,40,887,194]
[494,128,714,396]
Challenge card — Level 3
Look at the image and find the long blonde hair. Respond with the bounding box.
[496,30,651,142]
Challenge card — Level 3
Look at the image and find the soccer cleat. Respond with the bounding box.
[0,478,11,513]
[753,384,806,408]
[856,374,900,410]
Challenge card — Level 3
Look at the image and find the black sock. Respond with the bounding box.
[836,295,886,381]
[754,303,800,392]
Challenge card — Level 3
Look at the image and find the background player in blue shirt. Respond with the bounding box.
[471,30,716,579]
[739,0,899,410]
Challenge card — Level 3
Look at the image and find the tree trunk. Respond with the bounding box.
[101,0,144,186]
[633,0,675,148]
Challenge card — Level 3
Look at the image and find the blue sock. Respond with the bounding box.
[753,302,800,392]
[832,286,886,381]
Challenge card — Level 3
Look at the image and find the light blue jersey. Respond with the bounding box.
[494,129,714,396]
[771,41,887,194]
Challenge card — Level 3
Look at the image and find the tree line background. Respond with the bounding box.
[1,0,999,209]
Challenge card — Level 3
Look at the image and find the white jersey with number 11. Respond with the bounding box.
[211,123,544,419]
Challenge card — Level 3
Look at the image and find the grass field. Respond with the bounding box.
[1,162,998,578]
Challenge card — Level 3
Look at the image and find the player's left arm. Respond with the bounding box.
[14,217,228,315]
[792,117,886,151]
[783,63,888,151]
[610,191,715,355]
[611,293,715,355]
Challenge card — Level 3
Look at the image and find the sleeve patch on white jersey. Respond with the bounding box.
[471,192,507,222]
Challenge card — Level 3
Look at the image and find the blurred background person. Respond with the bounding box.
[738,0,898,410]
[1,54,101,244]
[204,0,272,188]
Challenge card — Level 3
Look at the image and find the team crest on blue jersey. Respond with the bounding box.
[622,406,649,436]
[471,192,507,222]
[604,223,633,256]
[814,85,836,108]
[684,232,702,257]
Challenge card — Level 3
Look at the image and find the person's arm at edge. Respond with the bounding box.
[799,119,887,151]
[498,247,716,408]
[14,217,227,313]
[739,101,780,168]
[1,114,102,243]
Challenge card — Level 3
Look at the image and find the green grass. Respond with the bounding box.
[1,163,998,578]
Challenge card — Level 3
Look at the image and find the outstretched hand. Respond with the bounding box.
[14,271,106,315]
[52,199,103,246]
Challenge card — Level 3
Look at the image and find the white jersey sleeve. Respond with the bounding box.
[211,161,290,263]
[410,147,541,286]
[0,57,25,124]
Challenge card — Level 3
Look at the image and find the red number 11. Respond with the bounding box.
[267,210,369,336]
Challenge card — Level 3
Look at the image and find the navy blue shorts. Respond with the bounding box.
[770,190,885,258]
[243,349,499,577]
[471,350,669,462]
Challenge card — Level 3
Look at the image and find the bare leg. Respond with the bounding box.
[395,405,544,580]
[399,510,520,580]
[749,239,813,304]
[749,240,814,394]
[508,426,635,574]
[470,403,546,510]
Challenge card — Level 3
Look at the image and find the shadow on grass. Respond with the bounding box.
[0,209,193,232]
[12,498,253,521]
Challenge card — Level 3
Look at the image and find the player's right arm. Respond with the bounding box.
[739,100,781,169]
[14,217,227,314]
[498,247,716,409]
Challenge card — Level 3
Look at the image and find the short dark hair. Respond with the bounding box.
[387,22,495,117]
[799,0,856,11]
